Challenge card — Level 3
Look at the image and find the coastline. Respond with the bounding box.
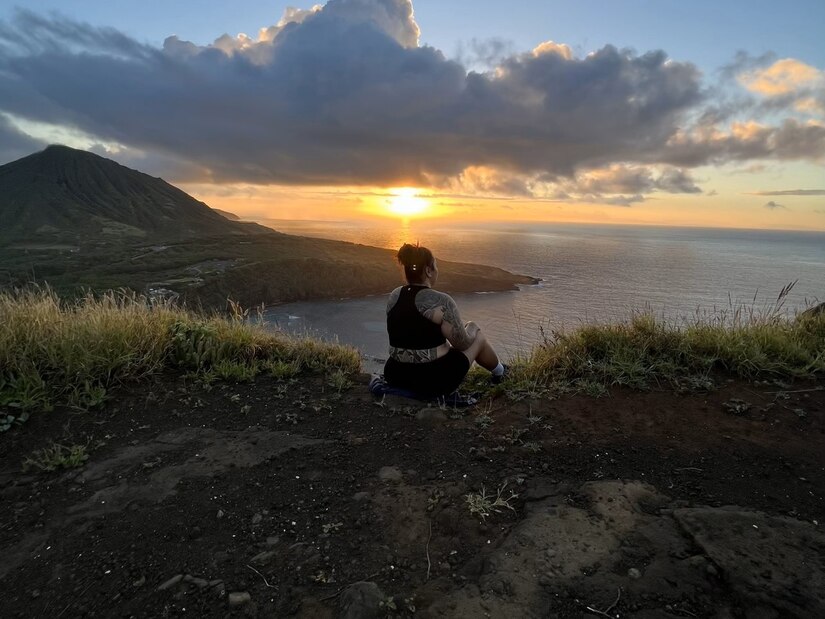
[0,230,539,311]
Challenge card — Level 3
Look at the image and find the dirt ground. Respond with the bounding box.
[1,372,823,618]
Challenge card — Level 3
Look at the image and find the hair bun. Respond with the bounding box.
[396,243,434,282]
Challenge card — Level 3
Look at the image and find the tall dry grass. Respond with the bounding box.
[516,283,824,391]
[0,287,360,429]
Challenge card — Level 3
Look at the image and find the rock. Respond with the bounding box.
[210,580,226,597]
[353,491,370,502]
[217,509,225,519]
[675,507,825,616]
[339,581,386,619]
[228,591,251,607]
[132,576,146,587]
[251,550,277,565]
[523,478,560,502]
[722,399,751,415]
[265,536,280,546]
[415,408,447,424]
[157,574,184,591]
[378,466,403,483]
[183,574,209,589]
[490,577,508,595]
[251,512,263,524]
[627,567,642,580]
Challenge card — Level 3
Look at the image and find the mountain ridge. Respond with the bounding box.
[0,145,265,244]
[0,145,537,307]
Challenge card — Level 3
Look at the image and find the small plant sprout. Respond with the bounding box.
[23,442,89,472]
[522,441,542,453]
[503,426,529,445]
[474,399,496,429]
[310,569,333,583]
[213,359,259,382]
[328,369,353,393]
[427,488,445,512]
[526,406,543,426]
[575,378,608,398]
[322,522,343,534]
[266,359,301,380]
[465,482,520,521]
[311,399,332,413]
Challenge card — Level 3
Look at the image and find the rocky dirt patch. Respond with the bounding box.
[0,373,823,617]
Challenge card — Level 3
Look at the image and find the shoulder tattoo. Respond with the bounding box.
[416,290,472,350]
[414,288,448,321]
[386,287,402,313]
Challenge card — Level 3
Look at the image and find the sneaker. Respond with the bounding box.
[491,364,510,385]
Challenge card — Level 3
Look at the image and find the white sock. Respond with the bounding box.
[491,362,505,376]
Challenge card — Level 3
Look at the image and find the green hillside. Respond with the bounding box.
[0,145,262,244]
[0,146,535,306]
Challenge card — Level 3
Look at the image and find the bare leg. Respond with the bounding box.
[460,327,500,371]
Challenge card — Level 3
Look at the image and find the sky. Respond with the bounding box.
[0,0,824,230]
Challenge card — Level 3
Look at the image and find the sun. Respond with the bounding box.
[386,187,429,217]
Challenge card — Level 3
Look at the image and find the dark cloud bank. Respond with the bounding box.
[0,0,823,202]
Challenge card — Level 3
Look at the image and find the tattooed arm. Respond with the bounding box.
[386,286,402,313]
[415,289,475,351]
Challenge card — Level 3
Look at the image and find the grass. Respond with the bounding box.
[465,482,520,521]
[23,442,89,472]
[499,285,825,398]
[3,283,822,431]
[0,287,360,430]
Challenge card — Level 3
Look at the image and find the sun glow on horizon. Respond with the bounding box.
[386,187,430,217]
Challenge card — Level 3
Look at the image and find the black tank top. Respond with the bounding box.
[387,285,446,349]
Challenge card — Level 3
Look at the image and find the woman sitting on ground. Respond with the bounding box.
[384,243,507,397]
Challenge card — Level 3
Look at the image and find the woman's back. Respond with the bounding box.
[386,284,446,349]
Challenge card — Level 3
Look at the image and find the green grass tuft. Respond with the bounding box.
[23,442,89,472]
[0,286,360,430]
[513,292,824,396]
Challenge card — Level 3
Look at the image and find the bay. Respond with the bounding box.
[261,220,825,369]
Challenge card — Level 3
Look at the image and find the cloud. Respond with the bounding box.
[748,189,825,196]
[739,58,822,96]
[453,37,515,71]
[531,40,573,60]
[553,165,702,196]
[660,119,825,167]
[763,200,786,209]
[0,2,704,186]
[433,163,701,207]
[0,113,47,162]
[735,56,825,118]
[0,1,822,195]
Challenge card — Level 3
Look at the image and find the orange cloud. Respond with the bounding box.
[532,40,573,60]
[730,121,766,140]
[739,58,822,96]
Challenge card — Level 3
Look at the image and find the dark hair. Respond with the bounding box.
[397,243,434,283]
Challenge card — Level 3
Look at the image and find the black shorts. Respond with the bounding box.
[383,348,471,398]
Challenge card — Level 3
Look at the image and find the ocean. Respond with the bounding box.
[260,220,825,369]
